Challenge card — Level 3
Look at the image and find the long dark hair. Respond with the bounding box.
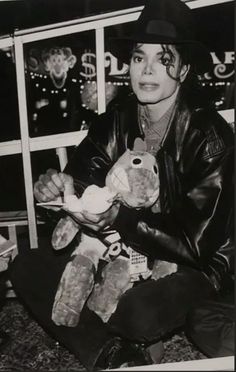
[174,44,213,109]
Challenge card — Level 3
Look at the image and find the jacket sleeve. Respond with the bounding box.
[112,125,234,271]
[64,109,119,195]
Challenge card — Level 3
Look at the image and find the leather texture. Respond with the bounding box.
[64,93,234,292]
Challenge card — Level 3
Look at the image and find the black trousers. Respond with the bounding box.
[186,291,234,358]
[9,239,216,371]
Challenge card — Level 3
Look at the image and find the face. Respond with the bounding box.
[129,43,188,105]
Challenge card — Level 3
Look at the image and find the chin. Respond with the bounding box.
[138,97,161,105]
[136,92,162,105]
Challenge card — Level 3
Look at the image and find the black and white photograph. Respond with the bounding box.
[0,0,234,370]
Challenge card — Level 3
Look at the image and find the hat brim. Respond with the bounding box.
[109,35,212,74]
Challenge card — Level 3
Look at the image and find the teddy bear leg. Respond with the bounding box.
[87,257,133,323]
[52,254,95,327]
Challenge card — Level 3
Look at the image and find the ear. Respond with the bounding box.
[179,64,190,83]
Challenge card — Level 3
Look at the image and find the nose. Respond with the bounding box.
[143,61,153,75]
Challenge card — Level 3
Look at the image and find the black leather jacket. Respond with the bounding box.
[65,94,234,292]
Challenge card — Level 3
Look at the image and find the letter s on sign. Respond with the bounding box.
[80,52,96,79]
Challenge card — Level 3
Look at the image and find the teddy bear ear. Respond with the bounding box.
[133,138,147,152]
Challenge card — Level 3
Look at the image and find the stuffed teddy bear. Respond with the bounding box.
[50,150,177,327]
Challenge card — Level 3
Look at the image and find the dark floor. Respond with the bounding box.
[0,298,206,371]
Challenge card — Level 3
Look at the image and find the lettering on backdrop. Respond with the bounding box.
[80,50,234,81]
[80,52,96,79]
[80,51,128,79]
[204,51,235,80]
[104,52,128,76]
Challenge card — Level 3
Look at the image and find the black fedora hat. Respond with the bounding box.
[110,0,213,74]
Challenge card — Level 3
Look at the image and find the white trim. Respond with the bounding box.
[186,0,233,8]
[0,140,21,156]
[14,8,142,43]
[29,130,88,152]
[0,130,88,156]
[109,356,235,371]
[0,36,13,48]
[10,0,233,44]
[96,28,106,114]
[218,109,234,123]
[14,36,38,248]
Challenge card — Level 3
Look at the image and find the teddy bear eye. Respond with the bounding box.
[153,165,158,174]
[132,157,142,167]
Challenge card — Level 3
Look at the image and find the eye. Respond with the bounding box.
[133,55,143,63]
[161,57,170,66]
[153,165,158,174]
[160,52,175,67]
[132,157,142,167]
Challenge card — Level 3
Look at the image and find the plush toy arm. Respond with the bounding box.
[51,185,117,250]
[64,185,117,214]
[51,174,79,250]
[51,215,79,250]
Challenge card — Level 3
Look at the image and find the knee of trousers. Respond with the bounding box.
[186,303,235,357]
[186,306,202,336]
[9,251,65,295]
[108,289,161,342]
[9,253,35,280]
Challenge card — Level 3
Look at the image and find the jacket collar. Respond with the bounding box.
[128,93,192,161]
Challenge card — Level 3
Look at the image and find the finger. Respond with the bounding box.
[34,180,58,200]
[46,169,65,192]
[59,173,74,195]
[46,168,59,177]
[58,172,73,184]
[39,174,61,197]
[34,181,47,202]
[34,187,51,202]
[34,189,45,202]
[51,172,65,191]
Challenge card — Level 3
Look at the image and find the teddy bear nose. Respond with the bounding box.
[132,158,142,165]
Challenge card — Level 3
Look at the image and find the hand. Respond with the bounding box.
[34,169,74,203]
[67,202,120,232]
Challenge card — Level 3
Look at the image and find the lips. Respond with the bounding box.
[139,83,159,91]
